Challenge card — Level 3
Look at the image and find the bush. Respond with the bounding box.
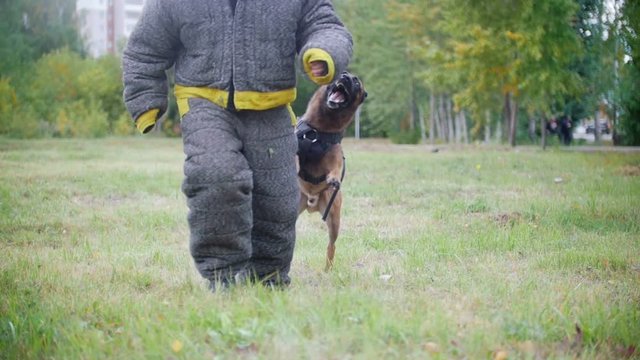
[15,48,127,138]
[54,99,109,138]
[113,112,136,136]
[389,129,421,144]
[0,78,19,135]
[26,48,86,124]
[3,105,46,139]
[0,78,49,138]
[618,63,640,146]
[77,55,126,131]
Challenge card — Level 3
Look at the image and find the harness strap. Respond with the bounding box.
[322,156,346,222]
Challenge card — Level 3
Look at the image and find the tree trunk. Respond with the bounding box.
[503,92,510,144]
[446,97,455,143]
[594,110,600,144]
[541,116,547,150]
[438,94,447,141]
[409,101,415,132]
[494,116,504,144]
[612,0,620,146]
[528,114,537,144]
[454,112,462,144]
[418,104,426,144]
[461,110,469,144]
[429,93,436,144]
[485,110,491,144]
[507,93,518,147]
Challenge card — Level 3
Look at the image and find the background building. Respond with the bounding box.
[76,0,146,57]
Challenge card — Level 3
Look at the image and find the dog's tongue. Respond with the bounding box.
[329,91,345,103]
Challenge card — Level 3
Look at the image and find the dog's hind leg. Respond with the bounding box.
[323,191,342,271]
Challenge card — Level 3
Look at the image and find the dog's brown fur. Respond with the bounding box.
[297,72,367,270]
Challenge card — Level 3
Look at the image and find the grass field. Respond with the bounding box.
[1,137,639,359]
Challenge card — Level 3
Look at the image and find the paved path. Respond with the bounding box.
[561,146,640,153]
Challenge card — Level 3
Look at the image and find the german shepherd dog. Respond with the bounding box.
[296,72,367,270]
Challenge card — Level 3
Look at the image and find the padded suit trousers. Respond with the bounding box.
[180,98,299,285]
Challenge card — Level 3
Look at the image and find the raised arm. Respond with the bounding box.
[297,0,353,85]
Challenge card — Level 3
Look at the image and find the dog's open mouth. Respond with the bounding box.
[327,82,351,110]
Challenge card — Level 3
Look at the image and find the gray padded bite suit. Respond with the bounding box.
[181,99,299,283]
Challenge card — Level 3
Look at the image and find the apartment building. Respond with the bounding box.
[76,0,146,57]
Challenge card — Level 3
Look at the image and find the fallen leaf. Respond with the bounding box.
[171,340,183,353]
[494,350,508,360]
[423,342,440,354]
[615,344,636,358]
[517,340,536,354]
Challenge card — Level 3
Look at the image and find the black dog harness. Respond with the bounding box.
[296,119,346,221]
[296,119,344,184]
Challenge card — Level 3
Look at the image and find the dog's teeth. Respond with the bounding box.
[329,92,345,103]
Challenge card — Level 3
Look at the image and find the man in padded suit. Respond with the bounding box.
[122,0,352,289]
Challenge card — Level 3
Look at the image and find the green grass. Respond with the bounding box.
[1,138,639,359]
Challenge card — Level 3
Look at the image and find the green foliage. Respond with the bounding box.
[445,0,581,122]
[336,0,415,137]
[0,78,47,138]
[5,48,129,138]
[618,63,640,145]
[0,105,44,139]
[0,1,132,139]
[0,78,19,134]
[27,48,86,123]
[77,55,127,130]
[332,0,639,145]
[0,0,637,142]
[618,0,640,145]
[54,99,109,138]
[0,0,84,80]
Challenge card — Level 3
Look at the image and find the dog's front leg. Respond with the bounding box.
[325,154,344,190]
[326,175,341,190]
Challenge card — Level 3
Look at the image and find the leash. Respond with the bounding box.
[322,156,346,222]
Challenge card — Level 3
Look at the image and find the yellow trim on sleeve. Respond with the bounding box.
[302,48,336,85]
[136,109,159,134]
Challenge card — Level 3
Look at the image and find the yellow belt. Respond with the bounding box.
[174,85,297,119]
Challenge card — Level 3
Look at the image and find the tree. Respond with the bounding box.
[387,0,469,144]
[444,0,581,147]
[0,0,84,81]
[335,0,415,139]
[618,0,640,145]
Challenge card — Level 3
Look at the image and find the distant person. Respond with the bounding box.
[546,117,559,136]
[559,115,573,145]
[122,0,353,290]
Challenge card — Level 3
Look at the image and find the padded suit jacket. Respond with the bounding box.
[122,0,353,128]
